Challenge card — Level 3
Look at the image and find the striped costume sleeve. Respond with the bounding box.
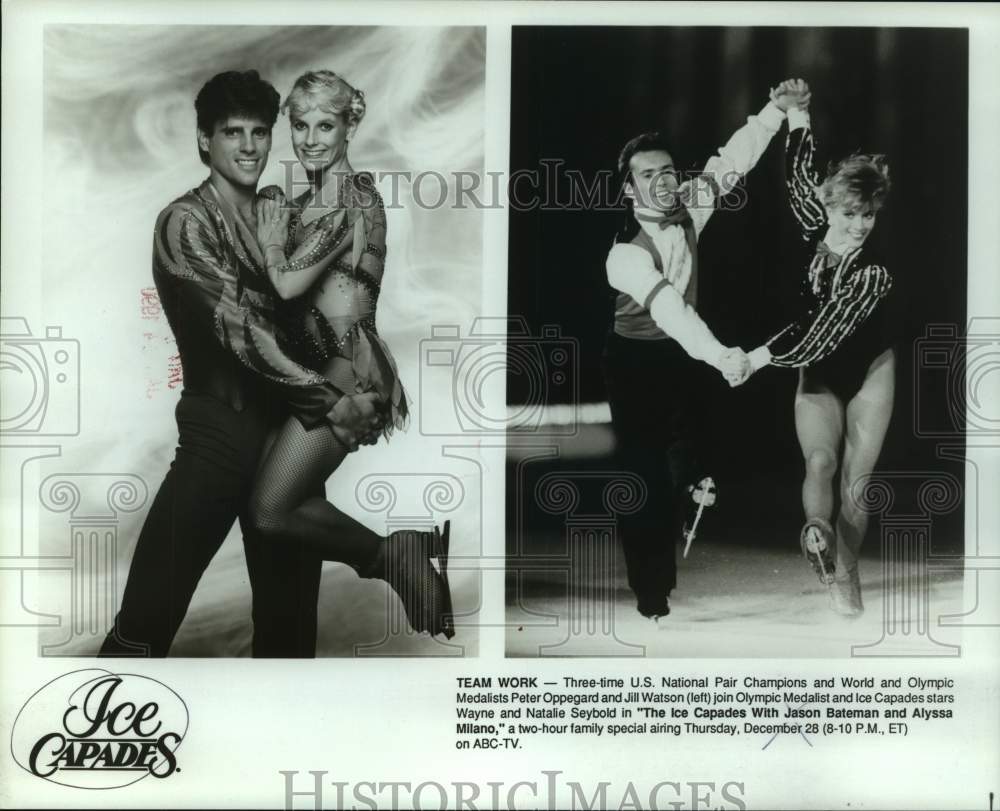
[786,124,826,240]
[766,264,892,367]
[154,202,342,424]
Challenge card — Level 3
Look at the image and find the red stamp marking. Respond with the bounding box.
[167,354,183,389]
[140,294,179,396]
[140,288,162,320]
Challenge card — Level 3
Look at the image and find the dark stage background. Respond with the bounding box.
[507,27,967,552]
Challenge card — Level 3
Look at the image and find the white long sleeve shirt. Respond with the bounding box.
[607,101,786,369]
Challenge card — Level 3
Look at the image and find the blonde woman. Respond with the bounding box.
[742,80,895,617]
[251,70,453,638]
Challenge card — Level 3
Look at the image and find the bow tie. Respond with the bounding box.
[635,206,692,230]
[815,241,843,268]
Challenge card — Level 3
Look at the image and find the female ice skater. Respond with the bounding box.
[742,80,895,617]
[251,70,453,638]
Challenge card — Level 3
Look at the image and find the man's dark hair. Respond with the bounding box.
[194,70,281,165]
[614,131,675,244]
[616,131,674,185]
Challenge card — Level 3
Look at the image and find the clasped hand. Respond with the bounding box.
[769,77,811,112]
[328,392,385,452]
[719,348,751,388]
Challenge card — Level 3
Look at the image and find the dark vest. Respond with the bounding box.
[613,225,698,340]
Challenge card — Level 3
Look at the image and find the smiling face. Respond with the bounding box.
[626,149,680,211]
[197,116,271,194]
[824,197,879,251]
[290,105,356,173]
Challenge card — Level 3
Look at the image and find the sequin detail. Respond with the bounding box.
[277,174,408,430]
[277,215,351,276]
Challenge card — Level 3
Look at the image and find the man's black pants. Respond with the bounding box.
[602,332,715,616]
[99,392,323,657]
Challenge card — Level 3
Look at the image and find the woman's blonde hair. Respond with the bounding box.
[821,153,891,211]
[282,69,366,125]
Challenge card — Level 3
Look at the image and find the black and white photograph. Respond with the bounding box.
[505,26,970,657]
[1,3,998,810]
[8,23,486,658]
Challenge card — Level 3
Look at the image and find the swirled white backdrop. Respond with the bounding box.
[38,25,485,656]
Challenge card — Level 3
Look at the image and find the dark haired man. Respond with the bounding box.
[100,70,383,657]
[603,81,809,621]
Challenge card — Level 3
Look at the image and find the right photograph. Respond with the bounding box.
[505,26,969,657]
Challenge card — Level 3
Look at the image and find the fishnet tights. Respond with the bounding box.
[249,415,379,567]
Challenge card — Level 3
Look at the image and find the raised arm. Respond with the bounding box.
[748,262,892,370]
[785,108,827,240]
[153,201,342,426]
[683,100,786,234]
[606,242,730,370]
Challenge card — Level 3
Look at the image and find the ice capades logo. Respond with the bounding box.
[11,669,188,789]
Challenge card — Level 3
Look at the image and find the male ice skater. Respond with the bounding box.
[602,80,810,620]
[100,70,383,657]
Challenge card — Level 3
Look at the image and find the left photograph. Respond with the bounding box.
[18,24,486,657]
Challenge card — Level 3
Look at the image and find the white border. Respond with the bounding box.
[2,3,998,809]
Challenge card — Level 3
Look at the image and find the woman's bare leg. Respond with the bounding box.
[836,349,895,572]
[794,370,846,525]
